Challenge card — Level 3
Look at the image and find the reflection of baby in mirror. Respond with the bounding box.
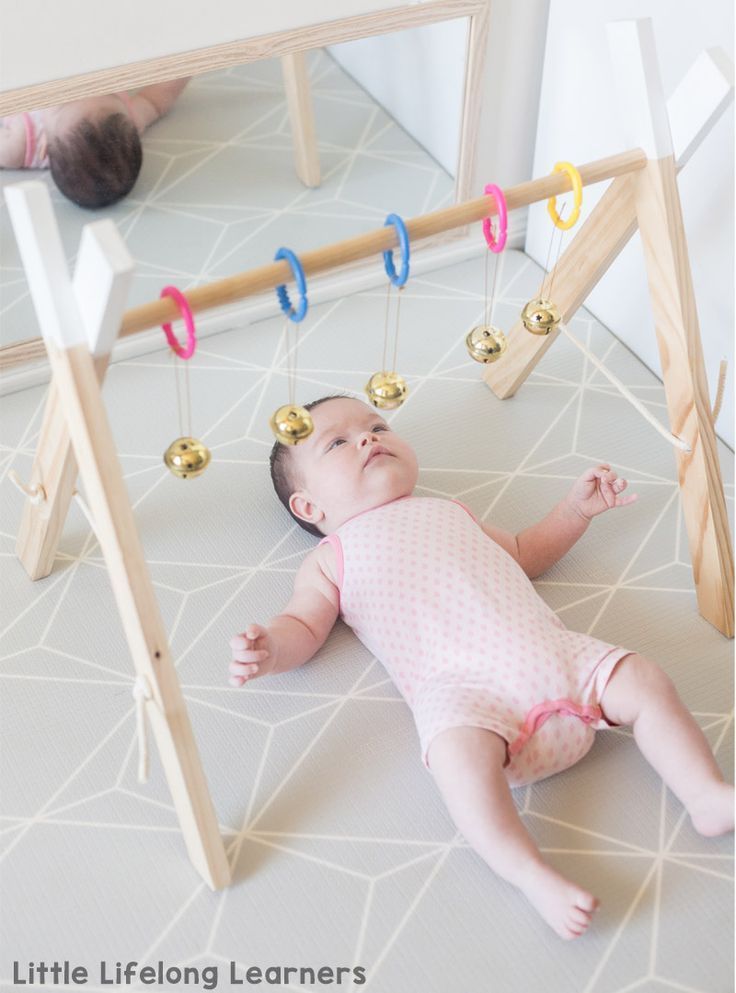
[0,78,189,208]
[229,394,734,940]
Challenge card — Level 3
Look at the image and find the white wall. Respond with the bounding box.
[526,0,734,448]
[0,0,403,89]
[329,19,468,177]
[329,1,550,246]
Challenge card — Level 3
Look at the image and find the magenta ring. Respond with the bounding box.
[481,183,508,253]
[160,286,196,359]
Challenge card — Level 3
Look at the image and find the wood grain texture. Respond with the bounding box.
[15,354,108,580]
[281,52,321,188]
[45,339,232,887]
[455,2,490,205]
[634,156,734,637]
[0,148,647,370]
[0,1,484,114]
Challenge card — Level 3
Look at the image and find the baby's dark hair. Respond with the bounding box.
[48,113,142,209]
[269,392,359,539]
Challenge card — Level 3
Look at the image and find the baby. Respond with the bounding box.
[229,393,734,940]
[0,78,189,208]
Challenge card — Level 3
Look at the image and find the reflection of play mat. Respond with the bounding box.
[0,51,455,348]
[1,53,733,993]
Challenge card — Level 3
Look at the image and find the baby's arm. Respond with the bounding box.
[482,504,588,580]
[481,465,636,579]
[130,77,190,133]
[0,115,27,168]
[229,548,339,685]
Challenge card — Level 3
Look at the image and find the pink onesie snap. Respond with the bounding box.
[319,495,631,787]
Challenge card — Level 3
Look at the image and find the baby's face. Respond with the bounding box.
[288,397,419,534]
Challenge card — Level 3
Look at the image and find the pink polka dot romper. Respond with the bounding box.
[319,495,631,787]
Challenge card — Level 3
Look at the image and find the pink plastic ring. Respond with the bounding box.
[481,183,508,253]
[160,286,196,359]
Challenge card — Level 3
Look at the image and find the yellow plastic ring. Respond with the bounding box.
[547,161,582,230]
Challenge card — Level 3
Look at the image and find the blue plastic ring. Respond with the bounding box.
[383,214,410,288]
[274,247,308,323]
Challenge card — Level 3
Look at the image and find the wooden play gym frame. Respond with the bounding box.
[2,19,733,889]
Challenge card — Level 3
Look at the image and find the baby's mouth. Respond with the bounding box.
[364,446,393,468]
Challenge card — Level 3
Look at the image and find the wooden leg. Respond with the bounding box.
[16,354,109,580]
[48,340,231,888]
[481,173,639,398]
[634,156,734,638]
[281,51,321,188]
[455,4,490,205]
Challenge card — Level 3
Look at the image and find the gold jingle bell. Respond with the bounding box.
[163,437,212,479]
[521,297,561,335]
[465,324,508,364]
[365,371,408,409]
[270,404,314,445]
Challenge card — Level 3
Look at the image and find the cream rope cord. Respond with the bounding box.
[7,473,100,526]
[7,471,45,504]
[559,323,691,453]
[132,675,154,783]
[712,358,727,424]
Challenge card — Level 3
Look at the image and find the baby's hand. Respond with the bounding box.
[566,464,638,521]
[228,624,276,687]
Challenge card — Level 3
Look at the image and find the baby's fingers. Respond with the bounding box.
[231,648,270,663]
[229,659,261,677]
[230,625,267,650]
[614,492,638,508]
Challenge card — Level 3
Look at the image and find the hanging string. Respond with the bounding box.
[286,315,299,407]
[482,243,504,328]
[292,314,299,408]
[171,349,183,437]
[169,344,193,438]
[547,221,568,301]
[540,207,559,296]
[282,315,301,407]
[382,283,391,374]
[488,247,504,328]
[543,202,568,300]
[391,286,403,374]
[184,359,192,439]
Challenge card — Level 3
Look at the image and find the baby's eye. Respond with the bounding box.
[327,425,388,451]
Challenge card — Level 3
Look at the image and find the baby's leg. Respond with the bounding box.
[426,726,598,940]
[599,653,734,836]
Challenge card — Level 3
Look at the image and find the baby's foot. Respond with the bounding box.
[688,781,735,837]
[517,861,599,940]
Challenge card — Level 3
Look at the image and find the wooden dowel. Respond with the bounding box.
[0,148,646,370]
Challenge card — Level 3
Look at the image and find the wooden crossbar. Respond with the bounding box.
[0,148,646,371]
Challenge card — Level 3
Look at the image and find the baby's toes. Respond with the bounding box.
[575,891,599,913]
[568,908,593,935]
[559,922,584,941]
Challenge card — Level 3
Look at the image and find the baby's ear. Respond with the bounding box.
[289,490,325,528]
